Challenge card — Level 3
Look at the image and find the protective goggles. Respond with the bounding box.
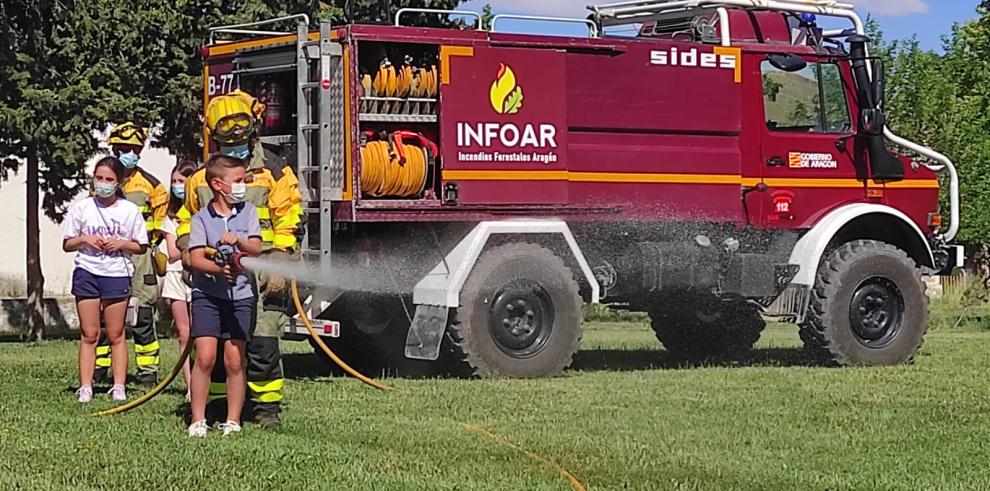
[212,112,256,143]
[109,125,147,143]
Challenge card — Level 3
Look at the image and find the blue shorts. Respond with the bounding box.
[191,292,254,341]
[71,268,130,300]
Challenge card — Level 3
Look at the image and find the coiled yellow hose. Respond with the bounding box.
[360,141,428,198]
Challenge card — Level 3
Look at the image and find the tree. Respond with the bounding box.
[0,1,140,340]
[481,3,494,30]
[1,0,467,339]
[870,7,990,245]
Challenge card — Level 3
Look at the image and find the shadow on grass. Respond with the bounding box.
[571,346,816,372]
[282,351,456,381]
[281,345,818,381]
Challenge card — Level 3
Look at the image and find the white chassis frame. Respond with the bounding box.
[413,221,601,308]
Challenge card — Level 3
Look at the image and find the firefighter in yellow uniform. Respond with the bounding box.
[94,122,168,387]
[177,90,303,427]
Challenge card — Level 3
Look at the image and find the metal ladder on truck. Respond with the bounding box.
[290,19,346,339]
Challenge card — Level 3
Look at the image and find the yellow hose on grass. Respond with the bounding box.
[91,341,193,417]
[94,278,586,490]
[289,280,586,490]
[290,280,400,392]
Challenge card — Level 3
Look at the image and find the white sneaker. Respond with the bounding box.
[76,386,93,403]
[108,384,126,402]
[219,421,242,436]
[188,419,209,438]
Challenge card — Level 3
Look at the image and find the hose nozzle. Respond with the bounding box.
[205,244,247,272]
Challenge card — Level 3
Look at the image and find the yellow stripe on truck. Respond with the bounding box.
[442,170,939,190]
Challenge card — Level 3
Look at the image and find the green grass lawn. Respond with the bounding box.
[3,323,990,490]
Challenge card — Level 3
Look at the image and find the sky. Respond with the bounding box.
[459,0,981,51]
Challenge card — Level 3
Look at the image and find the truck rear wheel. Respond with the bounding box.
[799,240,928,366]
[649,295,765,361]
[448,243,583,378]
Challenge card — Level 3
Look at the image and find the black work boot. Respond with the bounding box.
[93,367,110,385]
[253,403,282,429]
[205,399,228,427]
[137,372,158,389]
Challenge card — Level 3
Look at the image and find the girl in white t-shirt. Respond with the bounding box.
[63,157,149,403]
[158,160,198,398]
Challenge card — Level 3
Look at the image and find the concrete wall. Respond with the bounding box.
[2,146,176,295]
[0,297,78,335]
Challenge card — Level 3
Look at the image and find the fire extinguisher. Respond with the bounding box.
[259,80,286,131]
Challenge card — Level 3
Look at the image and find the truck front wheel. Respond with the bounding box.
[448,243,583,378]
[800,240,928,366]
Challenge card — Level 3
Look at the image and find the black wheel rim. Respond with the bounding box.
[848,277,905,348]
[488,280,555,359]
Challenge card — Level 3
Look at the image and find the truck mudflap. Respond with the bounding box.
[404,305,450,361]
[763,284,810,324]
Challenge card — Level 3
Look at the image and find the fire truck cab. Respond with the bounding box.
[203,0,962,377]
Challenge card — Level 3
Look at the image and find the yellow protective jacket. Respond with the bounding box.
[177,141,303,251]
[122,167,168,241]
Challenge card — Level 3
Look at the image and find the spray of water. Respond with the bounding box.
[238,256,325,284]
[237,255,410,295]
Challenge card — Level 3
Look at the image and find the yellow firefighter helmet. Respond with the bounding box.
[108,122,148,147]
[205,89,266,144]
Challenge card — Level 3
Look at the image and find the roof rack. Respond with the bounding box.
[394,8,483,29]
[393,9,600,38]
[491,14,600,37]
[589,0,860,35]
[209,14,310,44]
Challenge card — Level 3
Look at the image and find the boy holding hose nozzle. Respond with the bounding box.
[186,154,263,437]
[177,89,303,428]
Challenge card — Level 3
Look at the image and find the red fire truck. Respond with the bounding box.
[203,0,962,377]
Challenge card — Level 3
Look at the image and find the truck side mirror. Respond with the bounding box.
[767,54,807,73]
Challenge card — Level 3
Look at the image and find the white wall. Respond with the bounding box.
[2,147,176,295]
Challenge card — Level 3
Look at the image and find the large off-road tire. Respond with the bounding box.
[448,243,583,378]
[799,240,928,366]
[649,295,765,361]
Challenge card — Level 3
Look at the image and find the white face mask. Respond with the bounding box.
[93,181,117,198]
[222,181,247,204]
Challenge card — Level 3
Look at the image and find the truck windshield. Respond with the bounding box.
[762,61,851,134]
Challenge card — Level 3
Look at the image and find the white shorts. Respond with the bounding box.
[161,270,191,302]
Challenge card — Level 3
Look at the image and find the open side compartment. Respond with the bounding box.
[354,40,442,203]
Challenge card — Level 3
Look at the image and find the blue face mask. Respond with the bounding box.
[219,143,251,159]
[118,151,139,169]
[94,181,117,198]
[171,184,185,200]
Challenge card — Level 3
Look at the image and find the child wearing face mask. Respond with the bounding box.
[158,160,199,400]
[96,122,169,389]
[63,157,149,403]
[185,154,262,437]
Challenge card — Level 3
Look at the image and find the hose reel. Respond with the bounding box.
[360,130,437,198]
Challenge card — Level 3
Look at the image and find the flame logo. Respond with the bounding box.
[490,63,524,114]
